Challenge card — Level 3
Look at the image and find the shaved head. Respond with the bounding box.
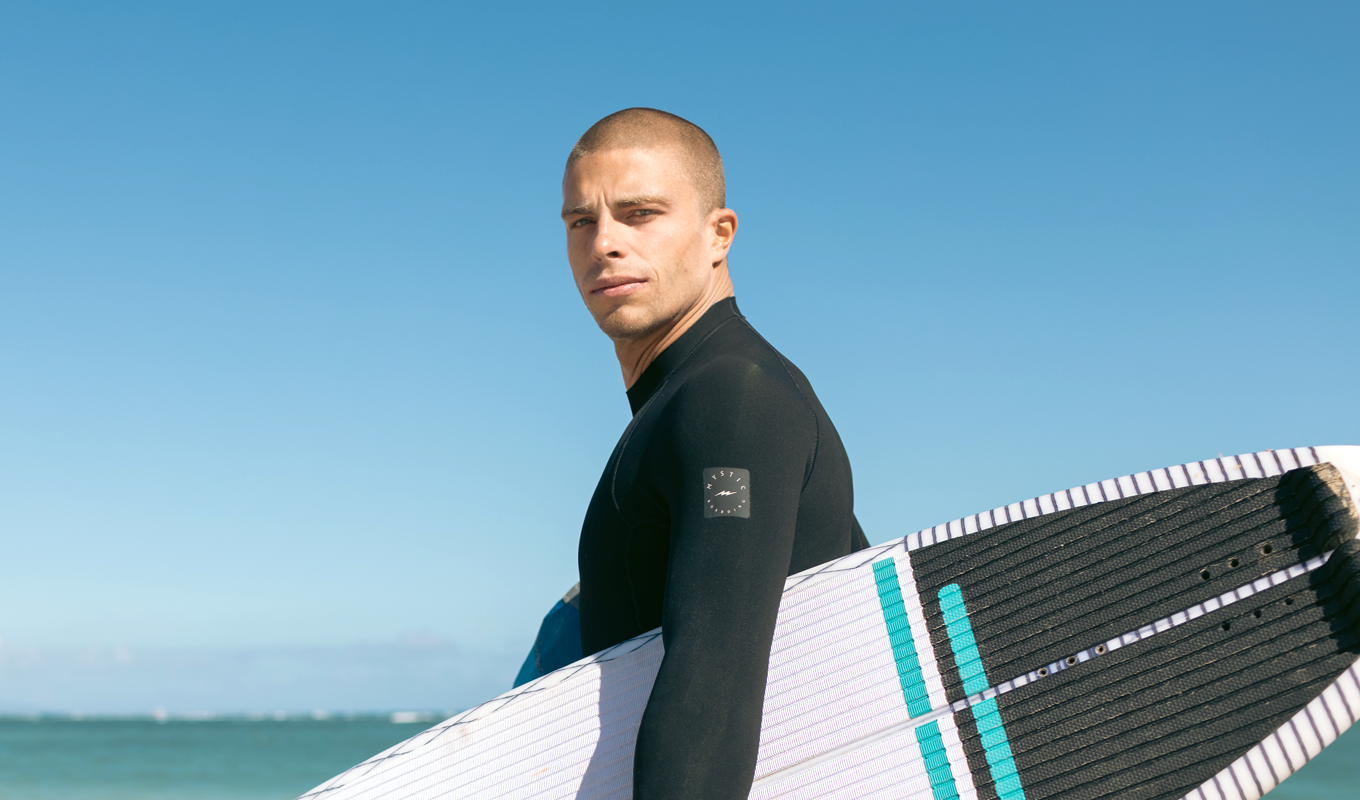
[567,108,725,214]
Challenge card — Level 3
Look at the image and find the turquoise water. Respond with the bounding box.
[1263,724,1360,800]
[0,717,424,800]
[0,716,1354,798]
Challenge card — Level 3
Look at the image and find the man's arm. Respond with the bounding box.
[632,362,813,799]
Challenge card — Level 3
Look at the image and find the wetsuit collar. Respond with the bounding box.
[626,297,742,416]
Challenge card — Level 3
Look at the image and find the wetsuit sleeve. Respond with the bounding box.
[632,360,814,800]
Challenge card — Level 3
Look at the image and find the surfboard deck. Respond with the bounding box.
[299,446,1360,800]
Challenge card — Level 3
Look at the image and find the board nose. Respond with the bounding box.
[1277,463,1360,554]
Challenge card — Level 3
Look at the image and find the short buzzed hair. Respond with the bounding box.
[567,108,726,214]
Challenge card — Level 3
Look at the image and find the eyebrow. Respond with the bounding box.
[560,194,672,218]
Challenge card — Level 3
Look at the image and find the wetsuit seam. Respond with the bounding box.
[736,314,820,490]
[606,388,663,638]
[610,391,662,513]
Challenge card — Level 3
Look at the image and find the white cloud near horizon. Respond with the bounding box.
[0,638,524,715]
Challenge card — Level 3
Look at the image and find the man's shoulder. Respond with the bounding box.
[677,345,801,398]
[658,342,817,439]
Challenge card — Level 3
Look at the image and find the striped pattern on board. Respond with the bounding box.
[1180,663,1360,800]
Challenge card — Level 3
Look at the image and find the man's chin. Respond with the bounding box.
[591,306,665,343]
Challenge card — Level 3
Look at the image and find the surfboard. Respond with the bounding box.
[299,446,1360,800]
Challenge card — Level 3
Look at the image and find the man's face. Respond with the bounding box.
[561,146,718,342]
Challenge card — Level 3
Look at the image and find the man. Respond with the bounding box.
[562,108,869,799]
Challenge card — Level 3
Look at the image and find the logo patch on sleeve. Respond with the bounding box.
[703,468,750,518]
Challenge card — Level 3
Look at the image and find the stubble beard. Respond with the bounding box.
[590,298,677,345]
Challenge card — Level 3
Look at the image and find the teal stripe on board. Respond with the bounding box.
[915,720,961,800]
[972,698,1026,800]
[938,583,990,695]
[871,558,932,717]
[938,583,1027,800]
[873,559,960,800]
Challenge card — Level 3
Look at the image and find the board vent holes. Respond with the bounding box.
[1229,558,1240,568]
[1222,622,1231,631]
[1253,609,1262,618]
[1201,569,1211,580]
[1094,644,1107,655]
[1037,667,1049,677]
[1262,543,1274,554]
[1285,597,1294,606]
[1065,656,1079,666]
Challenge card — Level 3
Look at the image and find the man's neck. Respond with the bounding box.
[614,274,734,389]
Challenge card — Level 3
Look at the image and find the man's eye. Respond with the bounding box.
[632,209,658,218]
[570,218,594,228]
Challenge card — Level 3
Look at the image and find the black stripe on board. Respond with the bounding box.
[952,705,1001,800]
[984,540,1360,800]
[908,465,1357,700]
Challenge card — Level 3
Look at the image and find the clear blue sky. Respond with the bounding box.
[2,2,1356,713]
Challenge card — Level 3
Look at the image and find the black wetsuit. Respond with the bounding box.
[578,298,868,800]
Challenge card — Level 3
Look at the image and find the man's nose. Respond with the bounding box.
[592,215,625,261]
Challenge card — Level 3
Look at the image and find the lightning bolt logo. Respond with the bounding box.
[703,467,751,519]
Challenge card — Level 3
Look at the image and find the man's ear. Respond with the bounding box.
[711,208,738,261]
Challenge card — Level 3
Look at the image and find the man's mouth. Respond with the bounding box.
[592,277,646,298]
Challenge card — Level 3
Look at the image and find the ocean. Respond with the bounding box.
[0,714,1355,799]
[0,716,426,800]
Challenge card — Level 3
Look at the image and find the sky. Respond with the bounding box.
[1,1,1357,713]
